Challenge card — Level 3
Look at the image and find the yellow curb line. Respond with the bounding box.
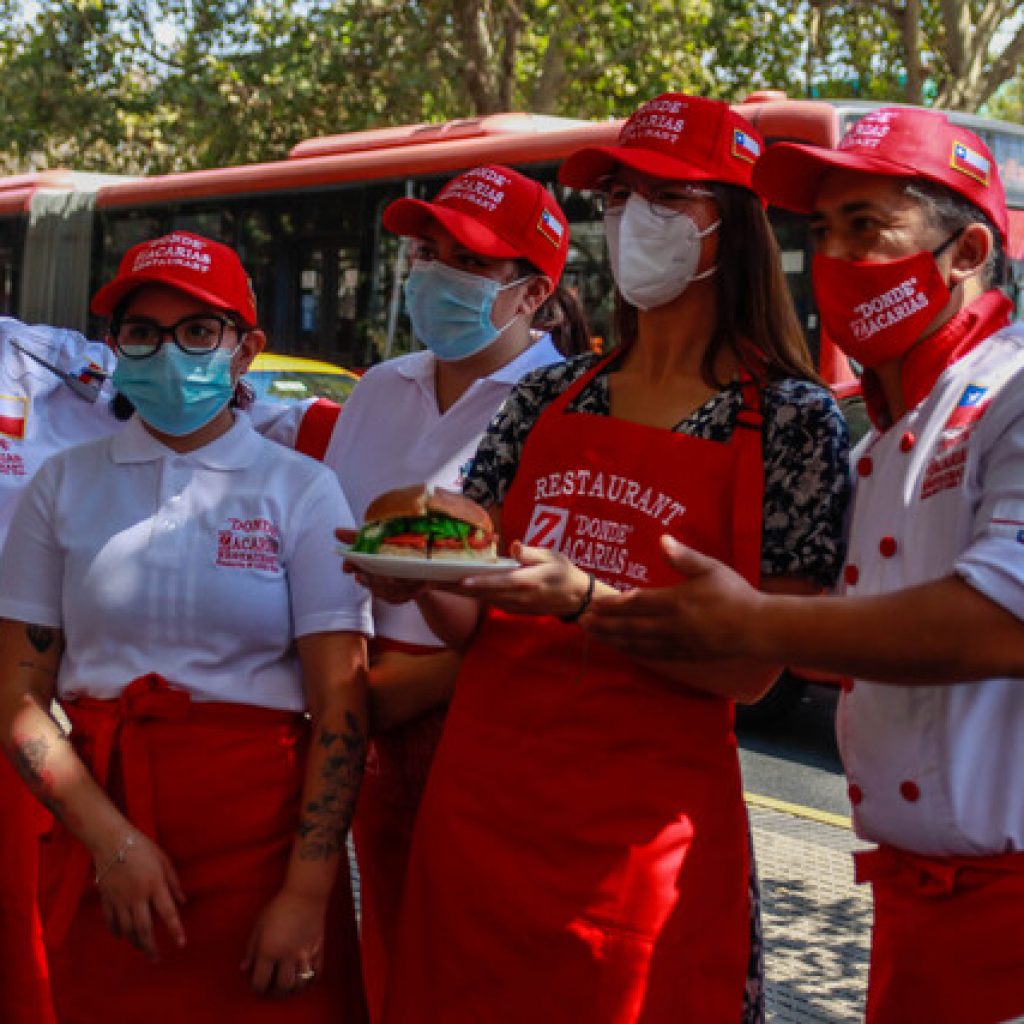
[744,791,852,831]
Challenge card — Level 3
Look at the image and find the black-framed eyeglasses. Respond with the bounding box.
[111,314,246,359]
[594,176,716,220]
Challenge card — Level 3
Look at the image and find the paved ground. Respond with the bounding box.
[749,800,872,1023]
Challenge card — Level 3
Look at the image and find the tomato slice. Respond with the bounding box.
[382,533,428,549]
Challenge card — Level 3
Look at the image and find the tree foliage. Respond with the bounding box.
[0,0,1021,175]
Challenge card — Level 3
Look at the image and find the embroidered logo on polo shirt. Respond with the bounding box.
[0,437,25,476]
[920,384,989,500]
[216,516,282,573]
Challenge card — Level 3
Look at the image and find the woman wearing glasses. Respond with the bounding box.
[381,95,850,1022]
[0,232,371,1023]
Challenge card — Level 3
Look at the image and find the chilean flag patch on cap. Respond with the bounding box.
[0,394,27,439]
[732,128,761,164]
[536,207,564,247]
[951,141,991,185]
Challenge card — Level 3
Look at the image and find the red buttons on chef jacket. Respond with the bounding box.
[844,564,860,586]
[899,780,921,802]
[857,456,873,477]
[848,784,863,805]
[879,536,898,558]
[900,432,916,453]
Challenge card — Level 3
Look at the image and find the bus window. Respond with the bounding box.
[768,207,819,360]
[0,217,23,318]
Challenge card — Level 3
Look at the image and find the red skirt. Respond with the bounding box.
[40,674,367,1024]
[353,640,448,1023]
[857,845,1024,1024]
[0,755,56,1024]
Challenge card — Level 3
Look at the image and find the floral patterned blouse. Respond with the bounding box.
[465,353,852,587]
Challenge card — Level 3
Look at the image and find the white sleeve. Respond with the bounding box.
[955,400,1024,619]
[287,468,373,638]
[247,399,314,450]
[0,457,64,628]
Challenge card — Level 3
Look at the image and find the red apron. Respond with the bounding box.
[857,845,1024,1024]
[353,638,448,1023]
[385,354,763,1023]
[39,674,367,1024]
[0,756,56,1024]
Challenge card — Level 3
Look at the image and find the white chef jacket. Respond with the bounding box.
[837,321,1024,856]
[324,334,563,646]
[0,319,119,540]
[0,414,372,712]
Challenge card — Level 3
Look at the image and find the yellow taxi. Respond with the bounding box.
[247,353,360,405]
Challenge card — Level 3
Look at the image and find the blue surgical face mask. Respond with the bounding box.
[112,345,236,437]
[403,261,530,361]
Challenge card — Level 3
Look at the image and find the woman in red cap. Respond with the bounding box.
[0,232,371,1023]
[371,94,851,1022]
[326,165,588,1021]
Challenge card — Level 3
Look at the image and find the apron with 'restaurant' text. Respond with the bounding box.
[384,352,763,1023]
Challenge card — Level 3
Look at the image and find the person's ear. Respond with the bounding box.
[947,223,992,287]
[516,275,554,319]
[234,328,266,376]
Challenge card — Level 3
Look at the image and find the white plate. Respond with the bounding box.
[338,545,518,581]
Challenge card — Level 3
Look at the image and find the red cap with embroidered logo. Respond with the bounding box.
[382,165,569,283]
[753,107,1008,241]
[558,93,763,192]
[91,231,258,326]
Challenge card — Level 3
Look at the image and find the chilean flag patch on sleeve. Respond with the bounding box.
[0,394,27,439]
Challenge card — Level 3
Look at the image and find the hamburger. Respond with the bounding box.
[351,484,497,561]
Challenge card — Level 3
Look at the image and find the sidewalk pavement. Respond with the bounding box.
[748,798,872,1023]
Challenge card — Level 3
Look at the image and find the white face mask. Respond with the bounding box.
[604,194,720,310]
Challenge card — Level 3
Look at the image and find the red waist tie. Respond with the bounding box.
[45,673,301,947]
[855,844,1024,1024]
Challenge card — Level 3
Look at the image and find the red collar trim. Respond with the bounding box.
[861,290,1013,430]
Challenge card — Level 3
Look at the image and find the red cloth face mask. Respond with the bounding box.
[812,235,958,368]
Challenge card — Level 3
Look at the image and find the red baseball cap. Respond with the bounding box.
[382,165,569,283]
[91,231,258,326]
[559,93,763,192]
[753,107,1008,241]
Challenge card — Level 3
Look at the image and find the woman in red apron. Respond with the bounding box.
[371,94,851,1022]
[328,166,592,1022]
[0,233,371,1023]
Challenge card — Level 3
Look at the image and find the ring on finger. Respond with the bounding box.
[297,968,316,982]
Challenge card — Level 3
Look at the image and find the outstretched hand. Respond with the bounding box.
[580,535,761,660]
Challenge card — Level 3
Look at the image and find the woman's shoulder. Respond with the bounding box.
[760,377,847,431]
[511,352,603,400]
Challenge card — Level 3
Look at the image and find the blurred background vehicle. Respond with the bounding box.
[246,352,359,405]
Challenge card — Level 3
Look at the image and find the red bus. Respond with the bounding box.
[4,93,1023,383]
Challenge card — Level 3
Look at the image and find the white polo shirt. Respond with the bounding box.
[0,319,119,539]
[325,334,563,646]
[837,322,1024,856]
[0,414,372,712]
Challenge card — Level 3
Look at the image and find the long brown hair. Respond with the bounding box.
[613,184,821,387]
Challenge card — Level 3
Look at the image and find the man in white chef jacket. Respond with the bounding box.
[580,108,1024,1024]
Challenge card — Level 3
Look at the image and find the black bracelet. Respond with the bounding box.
[560,571,596,623]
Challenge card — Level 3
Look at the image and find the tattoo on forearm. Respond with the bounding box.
[26,625,54,653]
[297,711,367,861]
[11,733,66,820]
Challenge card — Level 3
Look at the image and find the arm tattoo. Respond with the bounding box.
[26,625,55,653]
[11,733,66,820]
[297,710,367,861]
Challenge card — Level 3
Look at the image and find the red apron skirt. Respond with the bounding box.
[0,755,56,1024]
[857,845,1024,1024]
[385,353,765,1023]
[353,638,448,1023]
[40,674,367,1024]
